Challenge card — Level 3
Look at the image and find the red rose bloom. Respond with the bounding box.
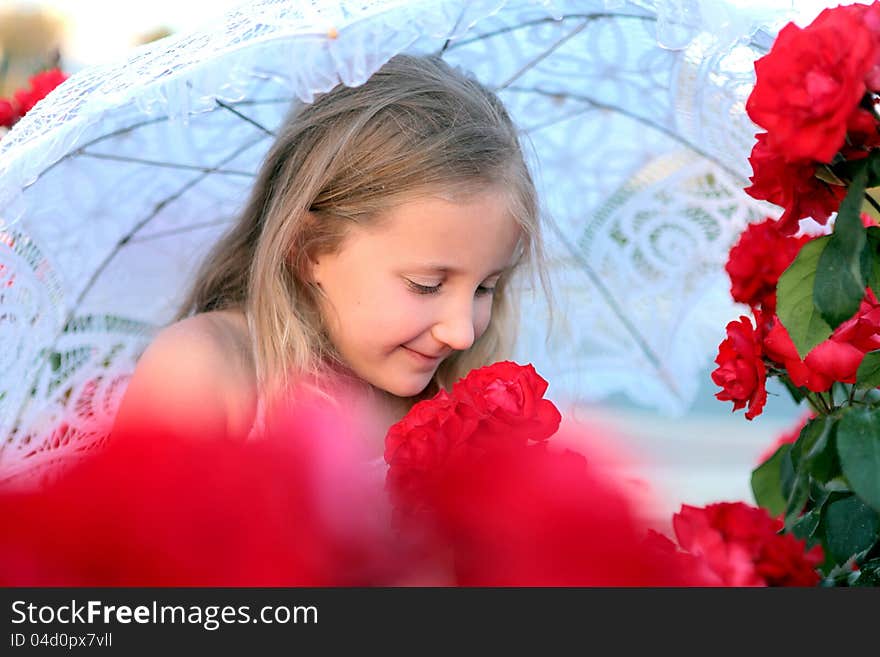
[711,315,768,420]
[451,360,562,446]
[672,502,823,586]
[744,133,846,234]
[763,293,880,392]
[384,390,478,522]
[746,5,880,163]
[725,217,814,313]
[385,362,562,524]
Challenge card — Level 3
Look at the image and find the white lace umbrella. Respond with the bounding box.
[0,0,805,481]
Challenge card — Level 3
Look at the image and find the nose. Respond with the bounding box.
[430,296,476,352]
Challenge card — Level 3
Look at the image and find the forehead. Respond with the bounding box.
[357,190,522,267]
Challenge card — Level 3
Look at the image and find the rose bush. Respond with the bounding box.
[713,1,880,586]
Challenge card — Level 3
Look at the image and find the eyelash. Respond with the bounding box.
[406,280,496,296]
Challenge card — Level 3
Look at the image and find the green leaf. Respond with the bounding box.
[780,444,796,501]
[864,150,880,188]
[751,444,790,517]
[785,472,810,529]
[866,227,880,294]
[800,417,839,483]
[776,236,834,358]
[790,506,823,546]
[779,376,808,404]
[837,407,880,512]
[823,494,880,565]
[814,166,868,328]
[835,150,880,186]
[856,350,880,390]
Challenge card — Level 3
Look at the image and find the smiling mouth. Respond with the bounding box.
[401,346,445,362]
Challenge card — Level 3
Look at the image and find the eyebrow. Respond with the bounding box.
[413,264,508,277]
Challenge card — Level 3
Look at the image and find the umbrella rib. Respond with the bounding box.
[544,218,683,402]
[33,97,292,183]
[511,86,745,181]
[126,218,233,245]
[68,133,269,322]
[521,105,600,135]
[494,19,591,91]
[441,13,653,53]
[76,151,255,176]
[215,99,276,137]
[437,4,468,56]
[442,12,768,54]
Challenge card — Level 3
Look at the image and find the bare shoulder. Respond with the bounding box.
[112,310,257,441]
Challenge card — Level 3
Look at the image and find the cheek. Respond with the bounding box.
[473,299,494,341]
[361,288,427,340]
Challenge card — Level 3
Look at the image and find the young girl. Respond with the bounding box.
[111,54,547,457]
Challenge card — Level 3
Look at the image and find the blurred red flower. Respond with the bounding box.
[672,502,824,586]
[0,68,68,132]
[0,392,406,586]
[0,99,18,129]
[427,443,703,586]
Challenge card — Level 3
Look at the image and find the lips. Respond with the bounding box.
[402,346,448,361]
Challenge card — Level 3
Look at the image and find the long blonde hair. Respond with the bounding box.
[177,54,547,410]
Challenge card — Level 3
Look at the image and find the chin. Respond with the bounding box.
[376,375,433,399]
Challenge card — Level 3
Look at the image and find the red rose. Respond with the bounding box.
[450,360,562,445]
[0,99,18,129]
[842,107,880,158]
[672,502,823,586]
[725,217,814,312]
[13,68,68,117]
[763,293,880,392]
[385,362,562,525]
[744,134,846,234]
[746,5,880,163]
[711,315,768,420]
[755,531,826,587]
[384,390,479,522]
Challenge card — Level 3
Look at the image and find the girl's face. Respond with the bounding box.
[310,189,522,398]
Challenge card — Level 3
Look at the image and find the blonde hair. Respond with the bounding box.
[177,53,547,410]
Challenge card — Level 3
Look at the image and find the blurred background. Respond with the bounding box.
[0,0,808,519]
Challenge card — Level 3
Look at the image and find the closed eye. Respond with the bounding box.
[405,279,496,296]
[406,279,441,295]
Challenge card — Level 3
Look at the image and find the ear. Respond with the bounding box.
[304,253,323,288]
